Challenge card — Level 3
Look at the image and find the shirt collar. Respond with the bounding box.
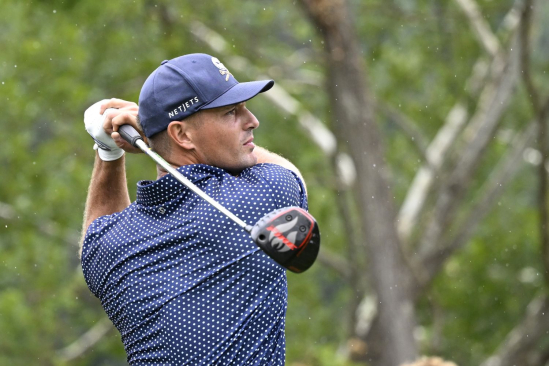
[136,164,224,206]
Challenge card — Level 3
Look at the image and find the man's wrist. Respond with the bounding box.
[93,143,125,161]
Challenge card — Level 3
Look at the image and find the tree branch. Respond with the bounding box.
[419,121,536,286]
[316,247,352,280]
[397,102,468,241]
[56,317,113,362]
[397,1,523,242]
[454,0,501,57]
[480,294,549,366]
[377,101,430,163]
[417,30,521,260]
[519,0,540,112]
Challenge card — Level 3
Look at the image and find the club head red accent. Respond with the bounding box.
[250,207,320,273]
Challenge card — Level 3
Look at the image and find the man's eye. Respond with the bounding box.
[226,108,236,115]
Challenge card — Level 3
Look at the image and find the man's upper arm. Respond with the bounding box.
[81,215,106,260]
[80,214,111,296]
[288,170,308,210]
[251,163,308,210]
[80,209,121,260]
[254,147,307,195]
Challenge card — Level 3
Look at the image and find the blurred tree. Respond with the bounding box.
[297,0,549,365]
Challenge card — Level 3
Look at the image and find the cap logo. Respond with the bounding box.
[211,57,232,82]
[168,96,199,118]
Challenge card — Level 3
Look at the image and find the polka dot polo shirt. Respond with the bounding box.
[81,163,308,365]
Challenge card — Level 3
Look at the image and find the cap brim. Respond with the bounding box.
[201,80,274,110]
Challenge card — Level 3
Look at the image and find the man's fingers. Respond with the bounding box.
[99,98,138,114]
[111,132,142,154]
[102,109,140,135]
[111,111,140,132]
[101,108,119,135]
[111,112,148,147]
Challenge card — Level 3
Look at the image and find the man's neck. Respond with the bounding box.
[155,152,200,180]
[156,165,172,179]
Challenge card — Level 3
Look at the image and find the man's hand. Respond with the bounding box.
[84,98,143,159]
[99,99,145,154]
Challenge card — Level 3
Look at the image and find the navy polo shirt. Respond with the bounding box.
[81,163,307,365]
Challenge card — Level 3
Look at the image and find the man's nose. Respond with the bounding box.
[243,108,260,130]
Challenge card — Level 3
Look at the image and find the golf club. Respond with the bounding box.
[118,124,320,273]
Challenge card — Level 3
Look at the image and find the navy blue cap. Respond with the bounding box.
[138,53,274,138]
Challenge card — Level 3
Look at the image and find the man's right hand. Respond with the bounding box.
[84,98,143,159]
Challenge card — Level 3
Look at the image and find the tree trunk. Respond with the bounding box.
[298,1,417,365]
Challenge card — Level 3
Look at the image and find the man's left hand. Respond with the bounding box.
[84,98,143,159]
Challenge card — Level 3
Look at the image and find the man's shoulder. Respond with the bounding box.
[81,205,134,260]
[240,163,308,209]
[167,163,296,186]
[242,163,298,182]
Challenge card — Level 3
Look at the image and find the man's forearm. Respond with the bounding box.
[80,153,130,256]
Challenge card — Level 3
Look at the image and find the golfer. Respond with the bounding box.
[80,53,308,365]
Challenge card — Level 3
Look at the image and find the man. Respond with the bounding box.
[80,53,308,365]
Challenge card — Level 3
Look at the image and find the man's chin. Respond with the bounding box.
[249,151,258,165]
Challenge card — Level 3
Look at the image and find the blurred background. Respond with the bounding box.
[1,0,549,365]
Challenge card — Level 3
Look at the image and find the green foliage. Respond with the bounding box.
[2,0,549,364]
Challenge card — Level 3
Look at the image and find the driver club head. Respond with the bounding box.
[250,207,320,273]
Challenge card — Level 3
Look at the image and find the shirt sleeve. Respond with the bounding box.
[287,170,308,210]
[249,163,308,211]
[80,212,121,297]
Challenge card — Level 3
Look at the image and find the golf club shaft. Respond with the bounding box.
[132,138,252,232]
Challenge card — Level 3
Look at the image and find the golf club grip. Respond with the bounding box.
[119,125,143,147]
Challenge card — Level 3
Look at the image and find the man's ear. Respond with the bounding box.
[166,121,195,150]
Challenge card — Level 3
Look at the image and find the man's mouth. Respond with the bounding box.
[243,137,254,147]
